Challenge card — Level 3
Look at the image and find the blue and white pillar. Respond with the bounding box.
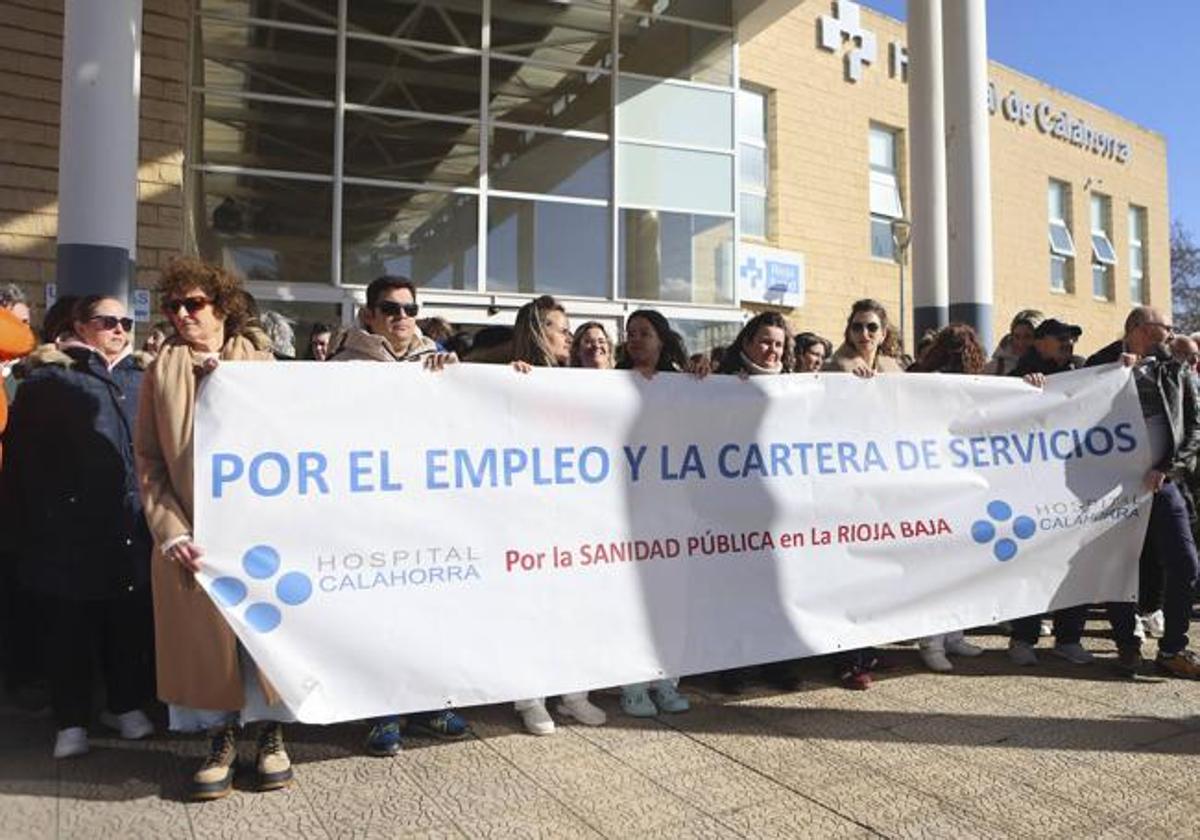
[942,0,993,350]
[55,0,142,303]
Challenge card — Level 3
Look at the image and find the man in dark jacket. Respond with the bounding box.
[2,296,156,757]
[1085,306,1200,678]
[1006,319,1097,666]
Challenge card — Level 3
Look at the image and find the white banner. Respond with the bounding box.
[194,364,1151,723]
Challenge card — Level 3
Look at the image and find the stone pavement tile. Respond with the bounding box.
[799,770,944,831]
[297,757,451,835]
[555,785,700,837]
[1011,763,1175,820]
[186,782,329,840]
[650,814,745,839]
[474,729,614,768]
[591,729,727,774]
[885,712,1010,749]
[742,704,885,741]
[649,762,790,816]
[884,809,1011,840]
[0,745,58,840]
[716,794,877,838]
[510,746,649,793]
[812,731,944,774]
[57,740,190,840]
[456,799,603,840]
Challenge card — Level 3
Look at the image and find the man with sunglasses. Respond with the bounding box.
[2,295,155,758]
[1084,306,1200,679]
[328,275,454,367]
[328,275,467,754]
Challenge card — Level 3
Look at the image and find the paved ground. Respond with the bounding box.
[2,618,1198,839]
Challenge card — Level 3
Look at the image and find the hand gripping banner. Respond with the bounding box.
[194,363,1150,723]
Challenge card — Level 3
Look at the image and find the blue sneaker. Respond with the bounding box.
[365,717,403,756]
[652,680,690,714]
[406,710,469,740]
[620,684,658,717]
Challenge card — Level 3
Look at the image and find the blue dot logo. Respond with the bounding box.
[208,545,312,633]
[971,500,1037,562]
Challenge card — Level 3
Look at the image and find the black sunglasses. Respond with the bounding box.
[376,300,419,318]
[88,315,134,332]
[850,322,881,334]
[162,296,212,316]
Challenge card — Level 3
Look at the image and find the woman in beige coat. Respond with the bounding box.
[134,257,286,800]
[823,298,904,377]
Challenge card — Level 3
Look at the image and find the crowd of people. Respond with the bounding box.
[0,262,1198,802]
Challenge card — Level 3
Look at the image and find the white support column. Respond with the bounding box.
[55,0,142,304]
[941,0,994,350]
[907,0,949,341]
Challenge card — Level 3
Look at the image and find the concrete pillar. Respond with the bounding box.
[55,0,142,304]
[941,0,994,350]
[907,0,949,341]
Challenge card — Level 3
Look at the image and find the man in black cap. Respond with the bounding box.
[1011,318,1084,382]
[1006,318,1094,665]
[1085,306,1200,678]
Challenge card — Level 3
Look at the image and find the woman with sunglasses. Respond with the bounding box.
[823,299,903,689]
[825,299,903,376]
[134,258,288,800]
[3,295,155,759]
[506,296,609,734]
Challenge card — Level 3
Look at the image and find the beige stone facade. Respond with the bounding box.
[0,1,1170,359]
[0,0,188,321]
[740,2,1170,357]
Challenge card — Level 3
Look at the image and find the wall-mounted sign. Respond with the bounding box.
[133,289,151,323]
[735,242,805,308]
[816,2,1134,164]
[987,83,1132,164]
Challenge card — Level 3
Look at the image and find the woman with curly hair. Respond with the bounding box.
[824,299,903,376]
[905,323,988,670]
[133,257,288,800]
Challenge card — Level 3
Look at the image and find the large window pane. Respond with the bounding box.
[491,3,613,69]
[199,18,336,100]
[618,0,732,27]
[490,129,610,200]
[343,112,480,185]
[667,318,742,356]
[345,39,482,118]
[490,60,610,132]
[870,216,895,261]
[618,14,732,86]
[618,143,732,214]
[201,94,334,174]
[868,127,895,172]
[200,0,338,29]
[740,192,766,239]
[1050,255,1068,291]
[343,185,478,290]
[617,76,732,148]
[196,172,333,284]
[619,209,733,304]
[347,1,483,49]
[738,88,765,144]
[487,199,610,297]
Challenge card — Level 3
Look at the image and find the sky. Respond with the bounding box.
[858,0,1199,235]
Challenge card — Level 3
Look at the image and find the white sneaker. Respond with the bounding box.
[53,727,89,759]
[557,695,606,727]
[1039,620,1053,637]
[1050,643,1094,665]
[945,638,985,657]
[1144,610,1165,638]
[515,700,555,736]
[920,648,953,672]
[1008,640,1039,666]
[100,709,154,740]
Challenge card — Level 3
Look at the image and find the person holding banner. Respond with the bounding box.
[329,276,469,756]
[327,275,454,367]
[824,299,903,376]
[134,258,290,800]
[570,322,614,369]
[1085,307,1200,679]
[906,325,989,671]
[617,310,690,378]
[794,332,832,373]
[984,309,1043,376]
[507,295,611,733]
[823,299,904,689]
